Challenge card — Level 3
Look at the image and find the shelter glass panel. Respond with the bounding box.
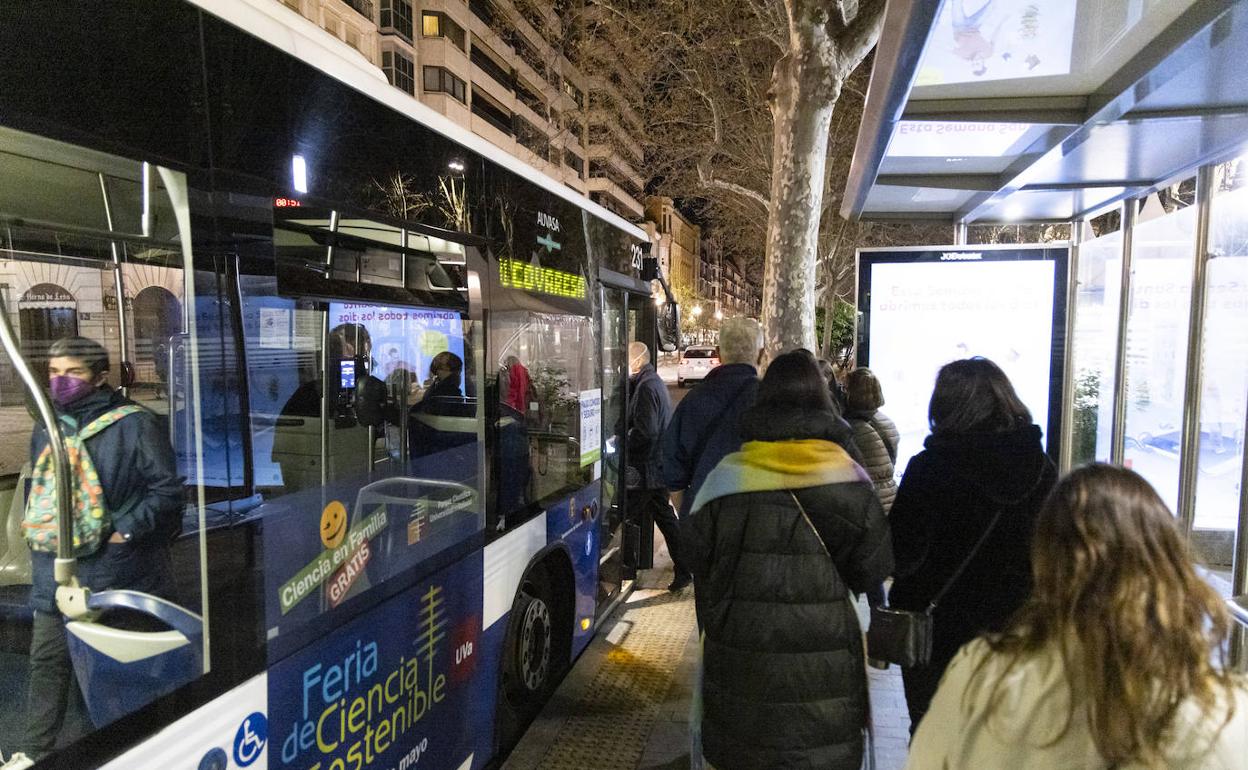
[1122,203,1198,513]
[1194,163,1248,532]
[1069,230,1122,465]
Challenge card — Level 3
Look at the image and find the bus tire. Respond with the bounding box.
[502,571,556,709]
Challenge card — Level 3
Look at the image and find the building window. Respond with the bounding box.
[516,117,550,158]
[382,49,415,95]
[422,12,465,50]
[515,78,544,115]
[471,87,514,135]
[470,41,513,90]
[563,149,584,175]
[423,66,466,102]
[562,80,584,108]
[379,0,413,42]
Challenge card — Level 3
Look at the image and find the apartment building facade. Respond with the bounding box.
[642,196,700,304]
[699,236,762,319]
[274,0,646,219]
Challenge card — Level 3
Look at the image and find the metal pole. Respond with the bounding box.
[1058,220,1082,473]
[321,211,340,488]
[1231,390,1248,669]
[0,289,74,583]
[98,173,129,396]
[1110,200,1137,466]
[1176,165,1216,542]
[954,220,968,245]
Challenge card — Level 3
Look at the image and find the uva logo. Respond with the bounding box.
[537,211,560,232]
[233,711,268,767]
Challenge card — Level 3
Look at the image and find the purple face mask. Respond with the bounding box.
[50,375,96,407]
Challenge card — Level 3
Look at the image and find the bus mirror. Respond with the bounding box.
[657,301,680,353]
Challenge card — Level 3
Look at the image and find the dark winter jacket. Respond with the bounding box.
[29,387,183,613]
[660,362,758,516]
[846,409,900,513]
[685,407,893,770]
[888,424,1057,666]
[626,363,672,490]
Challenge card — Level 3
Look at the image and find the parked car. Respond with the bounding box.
[677,345,719,387]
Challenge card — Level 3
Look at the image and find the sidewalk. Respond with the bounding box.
[503,540,911,770]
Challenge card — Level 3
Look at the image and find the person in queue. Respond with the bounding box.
[661,316,763,523]
[22,337,183,761]
[844,367,899,614]
[907,464,1248,767]
[888,357,1057,730]
[685,351,892,769]
[625,341,688,591]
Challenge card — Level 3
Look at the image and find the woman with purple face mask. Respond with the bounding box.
[20,336,183,762]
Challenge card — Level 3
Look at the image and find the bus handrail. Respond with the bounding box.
[0,289,75,584]
[1229,596,1248,629]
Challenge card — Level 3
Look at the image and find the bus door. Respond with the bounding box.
[0,125,220,752]
[598,285,631,609]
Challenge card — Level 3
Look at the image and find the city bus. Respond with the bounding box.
[0,1,674,767]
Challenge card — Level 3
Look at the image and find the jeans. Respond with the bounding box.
[24,612,88,760]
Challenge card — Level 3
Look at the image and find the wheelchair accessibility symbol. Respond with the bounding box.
[233,711,268,767]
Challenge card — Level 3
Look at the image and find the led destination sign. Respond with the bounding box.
[499,258,587,299]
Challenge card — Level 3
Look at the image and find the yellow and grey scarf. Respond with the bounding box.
[690,439,869,514]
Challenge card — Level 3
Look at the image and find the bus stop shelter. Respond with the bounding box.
[841,0,1248,666]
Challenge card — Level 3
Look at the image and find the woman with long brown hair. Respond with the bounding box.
[888,357,1057,727]
[907,465,1247,768]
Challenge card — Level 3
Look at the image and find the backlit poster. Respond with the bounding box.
[858,245,1069,478]
[915,0,1077,85]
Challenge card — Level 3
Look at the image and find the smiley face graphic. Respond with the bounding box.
[320,501,348,549]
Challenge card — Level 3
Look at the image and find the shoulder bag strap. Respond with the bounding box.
[788,490,830,557]
[80,404,145,440]
[927,506,1007,614]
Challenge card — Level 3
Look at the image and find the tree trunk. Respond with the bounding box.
[762,48,836,353]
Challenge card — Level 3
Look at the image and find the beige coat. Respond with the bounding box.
[906,638,1248,769]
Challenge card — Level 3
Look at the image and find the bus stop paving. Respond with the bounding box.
[503,541,911,770]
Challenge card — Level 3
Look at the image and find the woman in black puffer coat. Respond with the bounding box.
[888,357,1057,732]
[685,351,894,770]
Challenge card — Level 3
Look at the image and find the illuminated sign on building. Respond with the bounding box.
[499,259,586,299]
[274,197,302,208]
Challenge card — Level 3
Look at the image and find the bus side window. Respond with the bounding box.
[490,312,596,532]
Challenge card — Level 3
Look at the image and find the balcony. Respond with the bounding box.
[471,45,513,91]
[343,0,374,20]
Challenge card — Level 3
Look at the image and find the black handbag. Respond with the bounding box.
[866,506,1006,668]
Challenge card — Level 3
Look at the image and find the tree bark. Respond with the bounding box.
[762,50,835,352]
[761,0,885,353]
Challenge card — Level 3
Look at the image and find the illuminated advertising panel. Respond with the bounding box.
[857,245,1069,477]
[915,0,1077,85]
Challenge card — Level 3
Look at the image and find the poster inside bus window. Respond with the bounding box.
[329,303,467,392]
[857,245,1069,478]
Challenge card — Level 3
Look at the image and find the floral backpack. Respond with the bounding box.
[22,405,145,555]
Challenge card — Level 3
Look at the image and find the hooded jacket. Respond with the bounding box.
[907,639,1248,770]
[685,407,893,770]
[888,425,1057,661]
[29,387,183,613]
